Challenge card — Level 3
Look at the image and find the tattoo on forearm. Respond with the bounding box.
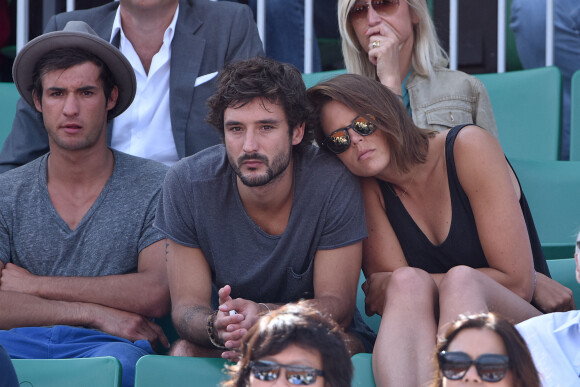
[165,238,169,262]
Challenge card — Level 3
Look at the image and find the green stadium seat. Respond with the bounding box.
[134,355,228,387]
[475,67,562,161]
[510,159,580,259]
[547,257,579,307]
[352,353,376,387]
[12,357,121,387]
[569,69,580,161]
[0,82,19,149]
[302,69,346,89]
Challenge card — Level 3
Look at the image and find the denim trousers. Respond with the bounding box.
[510,0,580,159]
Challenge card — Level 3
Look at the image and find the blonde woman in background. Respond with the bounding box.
[337,0,498,136]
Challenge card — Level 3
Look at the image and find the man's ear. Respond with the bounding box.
[291,122,305,146]
[32,91,43,113]
[106,85,119,112]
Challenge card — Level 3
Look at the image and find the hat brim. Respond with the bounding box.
[12,31,136,118]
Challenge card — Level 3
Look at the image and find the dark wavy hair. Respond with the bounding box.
[223,302,353,387]
[206,56,314,152]
[32,47,116,119]
[307,73,436,173]
[431,313,541,387]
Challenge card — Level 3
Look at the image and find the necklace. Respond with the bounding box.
[389,173,416,199]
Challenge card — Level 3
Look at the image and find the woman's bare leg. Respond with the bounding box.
[437,265,541,337]
[373,267,438,387]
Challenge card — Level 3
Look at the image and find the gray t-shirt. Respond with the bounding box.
[0,150,168,277]
[155,144,368,303]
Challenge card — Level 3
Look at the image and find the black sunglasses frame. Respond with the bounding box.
[249,360,325,385]
[439,351,510,383]
[349,0,400,20]
[322,115,377,154]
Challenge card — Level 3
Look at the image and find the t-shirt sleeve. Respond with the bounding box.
[154,166,200,248]
[0,210,9,265]
[317,169,368,250]
[138,187,168,253]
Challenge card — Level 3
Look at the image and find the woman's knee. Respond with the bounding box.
[387,267,437,303]
[439,265,486,298]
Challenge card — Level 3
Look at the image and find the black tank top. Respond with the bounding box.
[378,124,550,276]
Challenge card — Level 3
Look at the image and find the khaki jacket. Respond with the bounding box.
[407,67,498,138]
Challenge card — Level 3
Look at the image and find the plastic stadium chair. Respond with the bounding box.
[134,355,228,387]
[510,158,580,260]
[357,270,381,333]
[302,69,346,89]
[352,353,376,387]
[570,70,580,161]
[547,257,579,307]
[475,67,562,161]
[0,82,19,149]
[12,357,121,387]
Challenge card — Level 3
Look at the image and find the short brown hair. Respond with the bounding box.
[206,57,314,152]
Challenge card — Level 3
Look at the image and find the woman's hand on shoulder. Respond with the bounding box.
[533,272,576,312]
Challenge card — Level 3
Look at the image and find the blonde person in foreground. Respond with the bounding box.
[307,74,574,387]
[338,0,498,136]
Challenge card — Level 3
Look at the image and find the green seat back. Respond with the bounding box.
[0,82,19,149]
[12,357,121,387]
[357,270,381,333]
[475,67,562,161]
[570,70,580,161]
[302,69,346,89]
[546,257,579,307]
[134,355,228,387]
[352,353,376,387]
[510,159,580,259]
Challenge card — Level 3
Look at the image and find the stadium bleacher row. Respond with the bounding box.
[2,67,580,385]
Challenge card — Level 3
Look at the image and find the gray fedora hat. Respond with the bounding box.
[12,21,136,118]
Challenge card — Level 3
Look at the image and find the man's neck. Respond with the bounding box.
[236,158,295,235]
[119,1,178,73]
[47,146,114,188]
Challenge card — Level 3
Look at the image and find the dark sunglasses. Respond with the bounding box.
[322,115,377,154]
[250,360,324,385]
[349,0,400,22]
[439,351,510,383]
[576,240,580,250]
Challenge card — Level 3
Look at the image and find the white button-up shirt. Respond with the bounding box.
[109,5,180,166]
[517,311,580,387]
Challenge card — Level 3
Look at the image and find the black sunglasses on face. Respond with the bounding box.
[322,115,377,154]
[349,0,400,22]
[249,360,324,385]
[439,351,510,383]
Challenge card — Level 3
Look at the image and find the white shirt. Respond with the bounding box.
[516,311,580,387]
[109,5,180,166]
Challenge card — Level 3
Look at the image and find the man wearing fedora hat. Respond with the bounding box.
[0,0,263,172]
[0,21,170,387]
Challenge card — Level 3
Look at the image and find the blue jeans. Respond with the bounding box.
[220,0,323,72]
[0,345,18,387]
[510,0,580,160]
[0,326,154,387]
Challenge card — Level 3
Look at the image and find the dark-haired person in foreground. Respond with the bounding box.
[0,22,170,387]
[155,57,375,360]
[223,302,353,387]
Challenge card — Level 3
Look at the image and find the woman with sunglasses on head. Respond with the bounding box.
[307,74,574,387]
[222,301,352,387]
[338,0,497,137]
[433,313,540,387]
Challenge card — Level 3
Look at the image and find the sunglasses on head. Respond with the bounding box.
[439,351,510,383]
[322,115,377,154]
[349,0,400,22]
[250,360,324,385]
